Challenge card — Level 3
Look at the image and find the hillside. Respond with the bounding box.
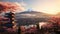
[15,11,51,25]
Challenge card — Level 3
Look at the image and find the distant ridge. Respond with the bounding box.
[18,11,43,14]
[15,11,51,19]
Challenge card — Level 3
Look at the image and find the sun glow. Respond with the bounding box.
[30,0,60,15]
[42,11,58,15]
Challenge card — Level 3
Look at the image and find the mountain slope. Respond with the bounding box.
[15,11,51,25]
[15,11,50,19]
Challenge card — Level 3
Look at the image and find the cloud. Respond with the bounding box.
[0,2,25,13]
[20,2,27,7]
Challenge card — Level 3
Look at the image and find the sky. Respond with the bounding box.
[0,0,60,14]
